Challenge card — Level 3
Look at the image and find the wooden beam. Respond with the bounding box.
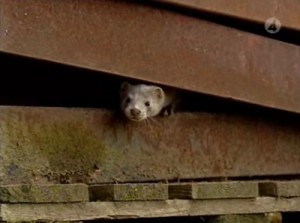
[1,198,299,221]
[89,184,168,201]
[0,184,89,203]
[259,181,300,197]
[169,182,258,199]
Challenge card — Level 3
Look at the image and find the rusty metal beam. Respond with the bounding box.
[158,0,300,31]
[0,0,300,113]
[1,106,300,185]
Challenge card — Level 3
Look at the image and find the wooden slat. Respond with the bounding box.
[1,198,299,221]
[0,184,89,203]
[169,182,259,199]
[89,184,168,201]
[259,181,300,197]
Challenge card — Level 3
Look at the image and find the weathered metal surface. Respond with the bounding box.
[0,0,300,113]
[0,106,300,185]
[159,0,300,31]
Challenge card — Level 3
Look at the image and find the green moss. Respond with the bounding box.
[115,184,167,201]
[0,108,108,184]
[0,184,88,203]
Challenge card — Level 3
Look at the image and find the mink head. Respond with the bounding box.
[120,82,165,121]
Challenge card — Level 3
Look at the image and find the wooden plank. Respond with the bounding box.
[259,181,300,197]
[89,184,168,201]
[169,182,259,199]
[0,184,89,203]
[1,198,299,221]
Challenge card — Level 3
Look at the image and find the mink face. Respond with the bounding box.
[120,82,165,121]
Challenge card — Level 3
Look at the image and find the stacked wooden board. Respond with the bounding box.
[1,181,299,221]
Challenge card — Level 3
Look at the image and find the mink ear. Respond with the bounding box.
[120,82,131,96]
[154,87,164,100]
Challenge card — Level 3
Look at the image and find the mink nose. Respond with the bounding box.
[130,108,141,116]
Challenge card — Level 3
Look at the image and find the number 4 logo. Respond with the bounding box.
[265,17,281,34]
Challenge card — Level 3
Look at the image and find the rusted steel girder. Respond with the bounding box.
[0,0,300,113]
[0,106,300,185]
[158,0,300,31]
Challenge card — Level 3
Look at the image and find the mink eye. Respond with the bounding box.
[145,101,150,107]
[125,98,131,104]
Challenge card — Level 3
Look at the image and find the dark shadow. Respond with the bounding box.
[84,216,207,223]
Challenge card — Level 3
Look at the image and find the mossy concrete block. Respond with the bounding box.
[0,106,300,185]
[0,184,89,203]
[89,183,168,201]
[259,181,300,197]
[169,182,258,199]
[207,214,281,223]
